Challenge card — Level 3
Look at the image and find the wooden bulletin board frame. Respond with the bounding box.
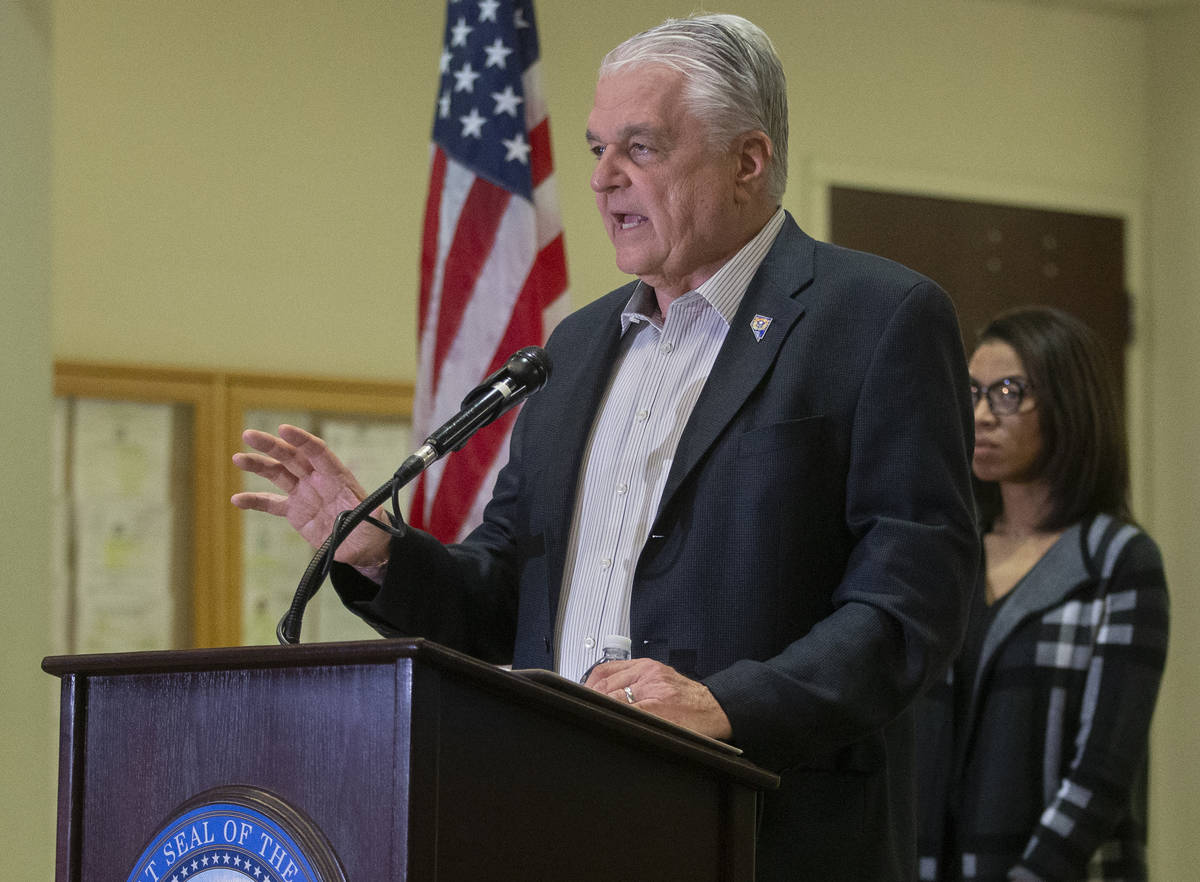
[54,361,413,648]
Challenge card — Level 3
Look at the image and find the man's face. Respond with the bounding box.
[586,66,743,300]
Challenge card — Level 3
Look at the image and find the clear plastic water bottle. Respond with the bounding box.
[578,634,632,684]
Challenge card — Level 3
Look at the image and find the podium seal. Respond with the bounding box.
[126,786,345,882]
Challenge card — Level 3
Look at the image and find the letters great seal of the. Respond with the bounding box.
[126,788,344,882]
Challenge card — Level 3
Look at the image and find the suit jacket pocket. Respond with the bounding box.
[737,415,827,455]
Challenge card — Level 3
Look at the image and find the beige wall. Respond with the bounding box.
[0,0,56,877]
[52,0,1153,379]
[1145,6,1200,877]
[4,0,1194,876]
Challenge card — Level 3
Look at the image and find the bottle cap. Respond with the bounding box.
[602,634,632,655]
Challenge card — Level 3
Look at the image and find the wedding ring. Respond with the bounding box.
[624,685,636,704]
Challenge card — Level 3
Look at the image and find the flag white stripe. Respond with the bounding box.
[417,194,540,514]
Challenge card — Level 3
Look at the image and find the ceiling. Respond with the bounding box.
[985,0,1199,15]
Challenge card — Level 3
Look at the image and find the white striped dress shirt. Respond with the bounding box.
[556,208,785,682]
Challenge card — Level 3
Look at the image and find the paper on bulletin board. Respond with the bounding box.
[72,497,174,653]
[240,512,319,646]
[240,512,382,645]
[309,574,387,643]
[311,418,413,642]
[236,412,410,644]
[238,452,402,644]
[239,410,316,644]
[320,417,413,517]
[71,400,174,500]
[66,399,180,654]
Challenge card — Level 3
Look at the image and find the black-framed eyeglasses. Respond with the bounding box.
[970,376,1033,416]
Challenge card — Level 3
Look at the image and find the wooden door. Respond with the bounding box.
[829,187,1129,397]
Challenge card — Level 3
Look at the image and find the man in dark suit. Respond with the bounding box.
[233,13,979,881]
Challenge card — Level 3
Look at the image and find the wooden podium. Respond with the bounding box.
[43,638,777,881]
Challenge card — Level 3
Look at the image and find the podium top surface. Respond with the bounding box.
[43,636,436,677]
[43,637,779,790]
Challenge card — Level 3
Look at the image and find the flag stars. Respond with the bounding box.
[483,37,513,69]
[459,107,487,138]
[453,61,481,93]
[491,85,522,117]
[450,16,473,47]
[427,1,543,197]
[503,133,531,164]
[478,0,501,22]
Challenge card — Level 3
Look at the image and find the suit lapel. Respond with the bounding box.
[654,216,815,525]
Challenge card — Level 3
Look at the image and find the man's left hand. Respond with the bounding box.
[584,658,733,741]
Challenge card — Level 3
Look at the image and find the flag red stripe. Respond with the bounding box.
[418,147,448,333]
[408,469,428,535]
[423,237,568,536]
[431,178,513,388]
[529,117,554,191]
[528,233,567,312]
[423,408,519,540]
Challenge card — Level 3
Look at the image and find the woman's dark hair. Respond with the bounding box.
[973,305,1131,531]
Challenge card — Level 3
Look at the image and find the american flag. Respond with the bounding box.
[409,0,569,543]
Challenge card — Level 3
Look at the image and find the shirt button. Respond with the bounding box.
[600,558,612,570]
[616,482,628,495]
[660,341,674,354]
[584,636,596,649]
[635,409,649,422]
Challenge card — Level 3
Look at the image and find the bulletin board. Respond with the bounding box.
[53,361,413,650]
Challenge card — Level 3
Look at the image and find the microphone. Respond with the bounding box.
[421,345,553,457]
[276,345,552,644]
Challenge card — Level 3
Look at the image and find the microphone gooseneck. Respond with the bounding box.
[276,346,553,645]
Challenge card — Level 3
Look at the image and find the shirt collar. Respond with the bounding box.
[619,207,786,333]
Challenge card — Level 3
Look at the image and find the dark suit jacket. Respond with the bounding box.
[334,214,980,881]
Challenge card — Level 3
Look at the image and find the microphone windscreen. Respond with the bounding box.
[508,346,552,391]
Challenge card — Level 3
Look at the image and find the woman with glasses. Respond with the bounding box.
[917,306,1169,881]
